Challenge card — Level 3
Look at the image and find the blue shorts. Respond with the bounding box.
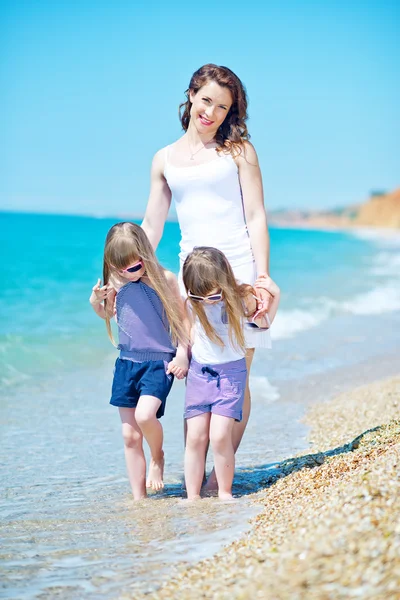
[110,358,174,418]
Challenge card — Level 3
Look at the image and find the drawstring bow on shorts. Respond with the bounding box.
[201,366,221,389]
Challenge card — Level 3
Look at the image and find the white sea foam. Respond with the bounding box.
[370,252,400,277]
[269,281,400,340]
[341,283,400,315]
[271,308,329,340]
[1,363,32,388]
[249,375,280,403]
[350,228,400,248]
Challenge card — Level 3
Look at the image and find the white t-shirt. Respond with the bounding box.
[191,303,245,364]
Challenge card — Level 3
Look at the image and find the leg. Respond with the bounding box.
[119,407,146,500]
[209,414,235,500]
[185,413,211,500]
[232,348,255,452]
[205,349,255,491]
[135,395,164,491]
[183,418,208,486]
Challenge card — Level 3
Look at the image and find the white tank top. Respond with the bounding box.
[190,303,245,364]
[164,146,254,267]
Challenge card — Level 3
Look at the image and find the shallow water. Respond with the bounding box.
[2,309,400,598]
[0,357,307,599]
[2,214,400,598]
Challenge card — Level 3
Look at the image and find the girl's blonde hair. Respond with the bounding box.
[182,247,253,354]
[103,222,186,347]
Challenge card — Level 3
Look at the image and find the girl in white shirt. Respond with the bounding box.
[182,247,280,501]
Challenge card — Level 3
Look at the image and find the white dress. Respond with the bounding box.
[164,145,271,349]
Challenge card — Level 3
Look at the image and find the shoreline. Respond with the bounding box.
[269,219,400,236]
[138,374,400,599]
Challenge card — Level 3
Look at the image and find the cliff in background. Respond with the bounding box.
[270,187,400,229]
[354,188,400,228]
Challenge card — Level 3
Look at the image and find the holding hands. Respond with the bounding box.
[167,354,189,380]
[253,274,281,325]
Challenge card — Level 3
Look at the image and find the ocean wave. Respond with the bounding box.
[370,252,400,277]
[270,282,400,340]
[271,308,329,340]
[1,363,32,388]
[248,375,280,403]
[350,228,400,248]
[341,283,400,315]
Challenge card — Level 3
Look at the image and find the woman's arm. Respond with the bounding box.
[141,148,172,251]
[237,142,270,275]
[236,142,274,315]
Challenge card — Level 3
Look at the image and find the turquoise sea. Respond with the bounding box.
[1,212,400,598]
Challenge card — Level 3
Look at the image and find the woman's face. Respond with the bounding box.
[189,81,233,136]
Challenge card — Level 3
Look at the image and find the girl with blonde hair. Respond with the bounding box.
[90,222,189,500]
[182,247,280,501]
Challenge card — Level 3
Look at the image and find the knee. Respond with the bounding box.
[210,431,231,453]
[121,424,142,449]
[135,405,156,428]
[186,429,209,450]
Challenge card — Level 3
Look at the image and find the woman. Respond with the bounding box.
[141,63,276,486]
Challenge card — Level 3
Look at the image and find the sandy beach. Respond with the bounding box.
[136,375,400,600]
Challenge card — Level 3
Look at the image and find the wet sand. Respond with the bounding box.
[138,374,400,600]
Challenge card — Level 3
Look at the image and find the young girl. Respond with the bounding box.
[182,247,280,501]
[90,222,189,500]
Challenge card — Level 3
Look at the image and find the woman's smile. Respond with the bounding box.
[199,115,214,126]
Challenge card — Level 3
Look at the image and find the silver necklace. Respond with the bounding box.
[188,137,215,160]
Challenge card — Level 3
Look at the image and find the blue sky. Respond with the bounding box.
[1,0,399,216]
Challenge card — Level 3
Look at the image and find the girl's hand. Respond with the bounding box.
[252,286,272,316]
[90,279,114,306]
[254,275,280,323]
[166,356,189,380]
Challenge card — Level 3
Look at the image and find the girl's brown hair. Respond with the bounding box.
[103,222,187,347]
[179,64,250,158]
[182,247,253,354]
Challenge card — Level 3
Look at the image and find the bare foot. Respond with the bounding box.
[132,495,147,502]
[185,494,201,502]
[146,453,165,491]
[218,492,235,502]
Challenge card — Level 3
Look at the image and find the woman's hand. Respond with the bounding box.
[252,285,273,317]
[254,274,281,323]
[253,274,277,316]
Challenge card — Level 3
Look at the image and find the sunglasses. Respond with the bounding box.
[117,260,143,274]
[246,295,271,330]
[246,313,271,330]
[188,290,223,302]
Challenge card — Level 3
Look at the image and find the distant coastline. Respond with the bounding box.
[269,187,400,231]
[2,186,399,231]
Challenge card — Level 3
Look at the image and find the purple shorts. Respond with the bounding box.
[185,358,247,422]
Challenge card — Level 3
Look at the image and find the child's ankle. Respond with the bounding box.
[218,491,234,501]
[150,450,164,462]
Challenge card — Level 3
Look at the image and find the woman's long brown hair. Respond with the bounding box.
[103,222,187,347]
[182,247,253,354]
[179,64,250,158]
